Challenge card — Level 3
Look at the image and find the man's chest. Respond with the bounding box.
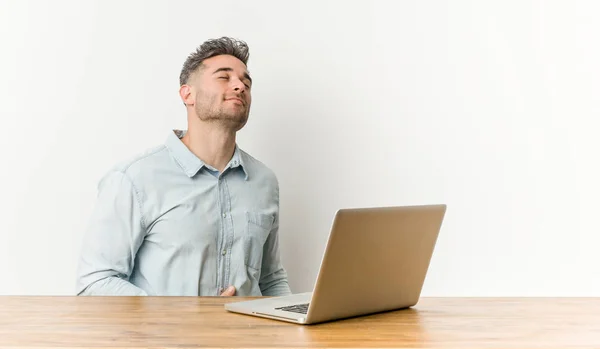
[140,178,277,251]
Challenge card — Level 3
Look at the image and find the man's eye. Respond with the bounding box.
[218,76,229,80]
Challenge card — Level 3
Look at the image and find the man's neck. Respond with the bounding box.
[180,123,237,173]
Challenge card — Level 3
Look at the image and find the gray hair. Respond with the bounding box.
[179,37,250,86]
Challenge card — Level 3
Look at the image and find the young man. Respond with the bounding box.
[76,37,291,297]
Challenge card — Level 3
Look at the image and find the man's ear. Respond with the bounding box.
[179,84,194,106]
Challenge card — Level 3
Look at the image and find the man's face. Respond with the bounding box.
[185,54,252,131]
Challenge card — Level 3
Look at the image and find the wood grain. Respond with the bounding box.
[0,296,598,348]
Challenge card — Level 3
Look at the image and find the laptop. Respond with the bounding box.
[225,204,447,325]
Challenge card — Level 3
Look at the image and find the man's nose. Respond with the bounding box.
[232,79,245,92]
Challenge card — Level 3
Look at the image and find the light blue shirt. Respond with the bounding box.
[76,130,291,297]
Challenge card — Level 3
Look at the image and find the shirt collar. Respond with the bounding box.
[165,129,248,180]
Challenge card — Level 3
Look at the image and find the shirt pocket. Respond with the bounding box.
[243,211,274,270]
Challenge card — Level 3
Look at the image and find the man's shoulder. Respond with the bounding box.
[102,144,169,182]
[239,148,278,185]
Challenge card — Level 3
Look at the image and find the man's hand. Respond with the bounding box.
[220,286,236,296]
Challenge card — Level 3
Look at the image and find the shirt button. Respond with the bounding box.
[222,250,227,256]
[222,213,226,218]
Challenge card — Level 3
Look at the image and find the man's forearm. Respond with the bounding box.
[261,280,292,296]
[78,276,148,296]
[260,268,292,296]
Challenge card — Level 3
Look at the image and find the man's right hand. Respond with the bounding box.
[220,286,236,296]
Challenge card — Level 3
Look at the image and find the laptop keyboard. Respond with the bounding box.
[275,303,310,314]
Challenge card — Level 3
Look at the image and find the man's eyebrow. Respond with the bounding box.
[212,67,252,83]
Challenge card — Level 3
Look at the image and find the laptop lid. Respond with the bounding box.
[303,204,446,324]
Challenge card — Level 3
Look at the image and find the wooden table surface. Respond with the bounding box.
[0,296,598,348]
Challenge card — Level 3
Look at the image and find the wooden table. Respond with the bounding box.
[0,296,598,348]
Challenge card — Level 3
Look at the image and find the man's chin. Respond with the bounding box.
[218,115,248,131]
[197,111,248,130]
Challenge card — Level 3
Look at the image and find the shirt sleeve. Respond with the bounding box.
[75,170,148,296]
[259,185,292,296]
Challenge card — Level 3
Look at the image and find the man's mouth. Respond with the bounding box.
[226,97,244,105]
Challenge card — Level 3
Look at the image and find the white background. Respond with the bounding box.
[1,0,598,296]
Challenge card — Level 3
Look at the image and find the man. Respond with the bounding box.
[76,37,291,297]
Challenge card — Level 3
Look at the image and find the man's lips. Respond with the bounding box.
[226,97,245,105]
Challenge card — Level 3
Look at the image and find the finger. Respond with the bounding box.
[220,286,236,296]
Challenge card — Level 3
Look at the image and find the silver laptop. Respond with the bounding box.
[225,204,447,325]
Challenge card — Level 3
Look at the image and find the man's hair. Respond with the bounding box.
[179,37,250,86]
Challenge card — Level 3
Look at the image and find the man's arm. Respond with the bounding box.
[76,170,148,296]
[259,222,292,296]
[259,186,292,296]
